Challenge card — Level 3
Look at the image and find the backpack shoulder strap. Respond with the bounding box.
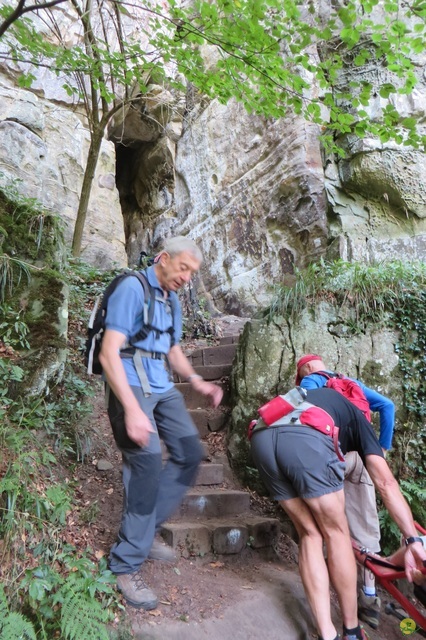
[167,291,179,346]
[121,271,177,346]
[131,271,155,327]
[126,271,156,344]
[100,271,129,311]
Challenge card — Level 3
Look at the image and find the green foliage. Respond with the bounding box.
[66,259,121,316]
[0,305,30,349]
[60,586,110,640]
[0,0,426,151]
[0,255,126,638]
[0,185,65,358]
[391,288,426,482]
[16,554,116,639]
[0,182,64,266]
[377,507,400,556]
[266,259,426,328]
[0,404,71,544]
[379,479,426,554]
[0,142,130,639]
[0,254,32,303]
[0,584,37,640]
[0,359,24,397]
[0,250,146,639]
[0,585,36,639]
[181,292,221,341]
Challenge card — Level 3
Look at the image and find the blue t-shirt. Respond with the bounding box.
[105,266,182,392]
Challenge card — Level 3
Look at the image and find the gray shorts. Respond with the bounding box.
[250,425,346,501]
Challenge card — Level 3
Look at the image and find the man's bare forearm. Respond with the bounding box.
[366,455,417,538]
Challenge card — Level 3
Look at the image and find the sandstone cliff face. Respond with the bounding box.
[1,8,426,309]
[0,79,127,268]
[116,96,328,314]
[173,101,328,314]
[228,307,402,477]
[118,87,426,313]
[323,39,426,265]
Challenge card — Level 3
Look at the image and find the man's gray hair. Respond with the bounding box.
[162,236,203,262]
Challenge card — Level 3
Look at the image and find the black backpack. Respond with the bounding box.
[84,270,174,375]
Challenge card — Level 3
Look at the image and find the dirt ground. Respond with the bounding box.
[65,388,426,640]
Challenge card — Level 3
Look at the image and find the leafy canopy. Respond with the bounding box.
[0,0,425,151]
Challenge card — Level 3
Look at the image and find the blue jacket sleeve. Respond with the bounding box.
[356,381,395,450]
[300,373,329,390]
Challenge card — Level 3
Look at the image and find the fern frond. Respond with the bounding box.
[0,611,37,640]
[400,479,426,501]
[60,588,110,640]
[0,584,9,620]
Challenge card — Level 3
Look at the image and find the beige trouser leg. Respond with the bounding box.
[344,451,381,552]
[345,451,381,592]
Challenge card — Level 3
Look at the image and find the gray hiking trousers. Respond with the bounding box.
[107,385,203,574]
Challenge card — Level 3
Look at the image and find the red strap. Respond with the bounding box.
[299,407,334,435]
[332,426,345,462]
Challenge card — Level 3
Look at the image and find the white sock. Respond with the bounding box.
[363,586,376,597]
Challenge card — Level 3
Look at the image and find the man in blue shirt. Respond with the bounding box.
[296,353,395,629]
[99,236,223,610]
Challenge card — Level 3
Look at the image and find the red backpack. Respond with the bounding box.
[318,372,371,422]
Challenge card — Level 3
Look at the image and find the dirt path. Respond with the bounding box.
[66,386,425,640]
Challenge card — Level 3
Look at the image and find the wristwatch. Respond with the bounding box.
[405,536,424,546]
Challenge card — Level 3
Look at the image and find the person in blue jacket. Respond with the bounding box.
[296,354,395,452]
[296,353,395,630]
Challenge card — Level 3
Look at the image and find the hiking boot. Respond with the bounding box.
[116,572,158,610]
[342,625,369,640]
[148,536,177,563]
[357,589,381,629]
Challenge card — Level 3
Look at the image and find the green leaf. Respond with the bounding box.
[379,83,396,98]
[401,117,417,129]
[17,73,36,88]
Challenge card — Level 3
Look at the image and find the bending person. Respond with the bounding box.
[297,353,395,629]
[249,387,426,640]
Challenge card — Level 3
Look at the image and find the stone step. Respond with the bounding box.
[189,408,230,435]
[174,363,233,383]
[189,343,237,367]
[176,488,250,519]
[176,381,230,409]
[218,335,240,345]
[161,515,280,557]
[161,440,210,461]
[194,462,224,486]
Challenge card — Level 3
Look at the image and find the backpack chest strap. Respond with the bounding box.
[120,349,171,397]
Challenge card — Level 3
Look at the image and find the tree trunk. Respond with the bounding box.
[71,127,104,258]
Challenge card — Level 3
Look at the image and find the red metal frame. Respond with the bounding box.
[352,523,426,631]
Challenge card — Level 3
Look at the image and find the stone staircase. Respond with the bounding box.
[160,333,280,559]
